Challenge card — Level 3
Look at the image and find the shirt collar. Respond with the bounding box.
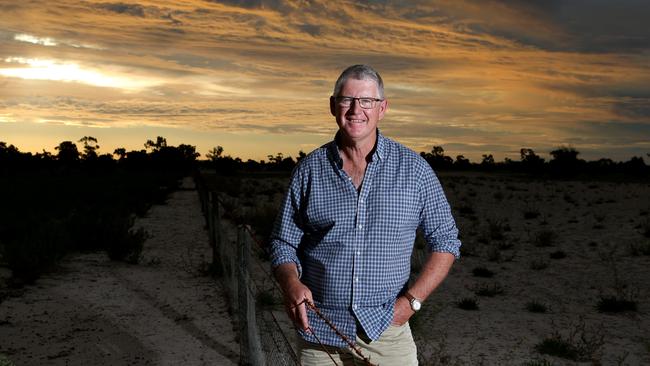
[328,129,386,168]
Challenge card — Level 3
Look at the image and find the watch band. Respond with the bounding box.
[405,291,420,302]
[404,291,422,311]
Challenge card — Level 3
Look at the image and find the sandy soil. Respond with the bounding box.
[0,177,239,365]
[3,171,648,366]
[223,171,650,366]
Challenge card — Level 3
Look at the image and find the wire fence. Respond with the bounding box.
[195,174,300,366]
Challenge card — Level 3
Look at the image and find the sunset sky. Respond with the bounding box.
[1,0,649,162]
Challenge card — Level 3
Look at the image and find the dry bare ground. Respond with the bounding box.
[0,177,239,365]
[225,171,650,366]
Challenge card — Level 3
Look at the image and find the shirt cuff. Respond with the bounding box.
[271,255,303,278]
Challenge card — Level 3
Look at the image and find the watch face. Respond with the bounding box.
[411,299,421,311]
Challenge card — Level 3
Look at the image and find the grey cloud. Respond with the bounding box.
[381,121,503,140]
[560,121,650,145]
[298,23,321,37]
[96,2,146,17]
[612,99,650,119]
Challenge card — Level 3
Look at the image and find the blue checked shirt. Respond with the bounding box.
[269,130,461,347]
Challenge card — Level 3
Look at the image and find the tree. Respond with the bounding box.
[55,141,80,163]
[549,146,583,175]
[520,148,545,172]
[113,148,127,160]
[297,150,307,162]
[481,154,495,166]
[144,136,167,152]
[177,144,200,162]
[454,155,471,169]
[78,136,99,160]
[421,146,453,170]
[206,146,224,162]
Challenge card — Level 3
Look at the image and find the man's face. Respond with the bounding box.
[330,78,387,144]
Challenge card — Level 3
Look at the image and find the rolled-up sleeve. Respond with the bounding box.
[418,164,462,258]
[269,167,306,277]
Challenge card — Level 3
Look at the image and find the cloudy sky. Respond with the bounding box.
[1,0,649,162]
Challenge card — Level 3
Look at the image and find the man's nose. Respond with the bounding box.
[348,98,362,113]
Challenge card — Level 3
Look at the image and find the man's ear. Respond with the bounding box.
[330,96,336,116]
[378,99,388,120]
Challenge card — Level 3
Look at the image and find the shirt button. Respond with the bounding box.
[353,304,358,310]
[356,251,361,256]
[355,277,359,282]
[358,224,363,229]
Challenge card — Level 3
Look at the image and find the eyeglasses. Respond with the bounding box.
[334,96,383,109]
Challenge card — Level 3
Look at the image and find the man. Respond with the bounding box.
[269,64,461,365]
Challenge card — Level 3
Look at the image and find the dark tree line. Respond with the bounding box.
[418,146,648,178]
[0,136,200,284]
[1,136,200,175]
[202,143,648,179]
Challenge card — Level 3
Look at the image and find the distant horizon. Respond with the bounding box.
[3,134,647,164]
[2,1,649,163]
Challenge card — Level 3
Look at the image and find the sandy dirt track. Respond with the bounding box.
[0,177,239,365]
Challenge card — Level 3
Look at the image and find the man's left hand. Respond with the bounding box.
[391,296,414,326]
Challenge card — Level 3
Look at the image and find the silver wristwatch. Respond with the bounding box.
[405,291,422,312]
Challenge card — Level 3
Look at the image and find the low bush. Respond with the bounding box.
[456,297,479,310]
[596,294,638,313]
[533,230,557,247]
[471,266,494,278]
[525,300,548,313]
[530,259,549,270]
[472,282,504,297]
[629,241,650,256]
[549,250,567,259]
[535,319,604,362]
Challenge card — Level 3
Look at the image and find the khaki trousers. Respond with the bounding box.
[298,323,418,366]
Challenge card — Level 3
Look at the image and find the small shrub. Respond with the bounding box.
[535,320,604,362]
[549,250,566,259]
[472,282,504,297]
[523,207,541,220]
[458,204,475,216]
[535,336,580,360]
[522,359,553,366]
[629,241,650,256]
[486,219,510,241]
[456,297,479,310]
[526,300,548,313]
[533,230,557,247]
[530,259,549,270]
[596,295,637,313]
[472,266,494,278]
[493,191,504,201]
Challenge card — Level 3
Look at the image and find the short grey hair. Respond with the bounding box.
[332,64,384,99]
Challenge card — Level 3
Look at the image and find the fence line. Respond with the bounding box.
[195,173,300,366]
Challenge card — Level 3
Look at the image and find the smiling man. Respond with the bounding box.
[270,64,461,365]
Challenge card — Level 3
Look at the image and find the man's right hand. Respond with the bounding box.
[274,263,313,331]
